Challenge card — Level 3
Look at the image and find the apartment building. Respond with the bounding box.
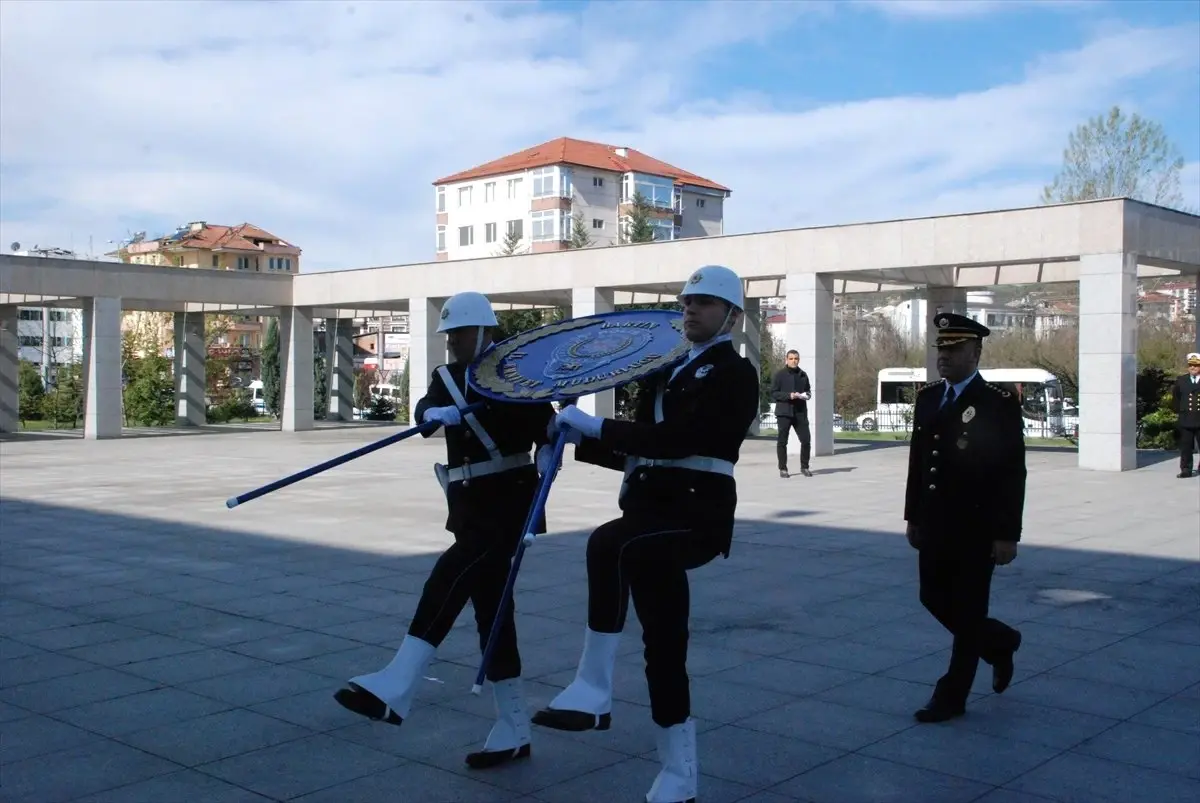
[9,246,85,386]
[110,221,302,352]
[431,137,731,260]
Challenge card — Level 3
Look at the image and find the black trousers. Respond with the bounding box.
[776,414,811,470]
[407,521,523,682]
[918,540,1020,705]
[1179,426,1200,471]
[585,514,724,727]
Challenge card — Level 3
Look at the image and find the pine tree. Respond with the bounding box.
[262,317,281,417]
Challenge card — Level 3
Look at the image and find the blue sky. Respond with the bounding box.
[1,0,1197,271]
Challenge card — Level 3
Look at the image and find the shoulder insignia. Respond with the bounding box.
[983,381,1011,398]
[918,381,942,393]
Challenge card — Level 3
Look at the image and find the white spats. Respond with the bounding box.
[347,635,436,720]
[548,628,621,716]
[646,718,698,803]
[482,678,532,752]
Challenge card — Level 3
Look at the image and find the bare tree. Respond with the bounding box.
[1041,105,1191,212]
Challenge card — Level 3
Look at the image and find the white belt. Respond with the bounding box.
[443,452,532,484]
[624,455,735,477]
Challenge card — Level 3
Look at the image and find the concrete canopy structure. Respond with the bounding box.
[3,198,1198,471]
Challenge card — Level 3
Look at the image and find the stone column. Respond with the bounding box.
[173,311,206,426]
[84,296,123,439]
[785,273,835,457]
[925,287,968,378]
[1078,252,1137,471]
[326,317,355,421]
[408,297,447,426]
[571,287,616,417]
[734,297,762,435]
[279,306,314,432]
[0,305,18,433]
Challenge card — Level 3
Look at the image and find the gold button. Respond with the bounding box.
[929,484,936,490]
[930,467,937,474]
[934,434,940,441]
[932,450,939,457]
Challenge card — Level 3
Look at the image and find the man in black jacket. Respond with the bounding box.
[531,265,760,803]
[1172,351,1200,478]
[904,313,1026,723]
[333,291,555,770]
[770,350,812,477]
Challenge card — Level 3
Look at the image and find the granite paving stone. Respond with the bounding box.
[1,428,1197,802]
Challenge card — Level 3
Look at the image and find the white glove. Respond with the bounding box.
[536,444,555,475]
[556,404,602,440]
[547,417,583,445]
[422,406,462,426]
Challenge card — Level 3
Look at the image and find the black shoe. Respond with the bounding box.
[801,468,813,477]
[531,707,611,731]
[780,469,789,478]
[1179,470,1194,479]
[914,697,965,723]
[465,743,531,769]
[333,684,404,726]
[993,630,1021,693]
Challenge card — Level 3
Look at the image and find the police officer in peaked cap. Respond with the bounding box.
[903,312,1027,723]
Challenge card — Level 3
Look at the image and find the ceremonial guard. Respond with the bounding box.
[333,291,555,769]
[1170,352,1200,479]
[903,313,1026,723]
[532,265,760,803]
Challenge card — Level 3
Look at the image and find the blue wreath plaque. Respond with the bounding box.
[468,309,689,402]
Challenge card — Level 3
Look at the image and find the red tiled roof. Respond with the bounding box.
[1139,292,1173,303]
[433,137,730,193]
[159,222,300,253]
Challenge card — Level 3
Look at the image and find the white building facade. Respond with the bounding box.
[11,247,85,385]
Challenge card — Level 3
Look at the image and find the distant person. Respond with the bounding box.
[1171,352,1200,479]
[770,350,812,478]
[903,313,1026,723]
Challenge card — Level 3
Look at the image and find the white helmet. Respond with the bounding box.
[678,264,744,310]
[437,291,498,333]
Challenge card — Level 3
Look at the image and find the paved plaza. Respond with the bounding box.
[1,425,1198,803]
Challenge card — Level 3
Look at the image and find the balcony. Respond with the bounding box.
[529,166,573,212]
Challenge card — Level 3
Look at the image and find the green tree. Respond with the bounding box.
[569,211,593,249]
[496,228,524,256]
[262,317,281,417]
[1041,105,1191,212]
[17,360,45,424]
[620,191,657,243]
[313,346,328,420]
[45,362,84,428]
[122,354,175,425]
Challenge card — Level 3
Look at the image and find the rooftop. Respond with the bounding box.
[118,222,301,256]
[432,136,731,193]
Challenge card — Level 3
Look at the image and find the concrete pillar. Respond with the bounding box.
[408,297,447,426]
[326,317,355,421]
[571,287,616,418]
[279,306,314,432]
[173,311,206,426]
[925,287,968,378]
[785,273,835,457]
[1077,252,1137,471]
[734,297,762,435]
[83,297,123,439]
[0,305,17,432]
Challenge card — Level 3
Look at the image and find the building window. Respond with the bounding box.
[485,222,497,243]
[484,182,496,202]
[593,177,604,187]
[437,186,445,212]
[237,256,250,270]
[531,166,555,198]
[212,254,219,267]
[506,219,523,239]
[436,225,446,252]
[507,178,523,199]
[696,198,706,208]
[592,218,604,229]
[650,218,674,241]
[458,186,472,207]
[459,225,474,247]
[622,172,675,209]
[531,211,555,241]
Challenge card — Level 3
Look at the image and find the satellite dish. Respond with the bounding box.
[10,242,19,252]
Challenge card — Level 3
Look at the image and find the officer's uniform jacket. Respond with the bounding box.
[574,340,760,555]
[904,373,1027,547]
[415,362,554,535]
[1171,374,1200,429]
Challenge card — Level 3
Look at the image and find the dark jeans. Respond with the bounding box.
[1179,426,1200,472]
[584,514,723,727]
[776,414,811,471]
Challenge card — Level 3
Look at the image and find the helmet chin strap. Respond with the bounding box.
[473,327,484,360]
[692,306,735,350]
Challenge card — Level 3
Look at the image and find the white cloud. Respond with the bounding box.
[0,1,1196,271]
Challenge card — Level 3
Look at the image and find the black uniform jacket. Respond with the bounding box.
[770,367,811,419]
[415,362,554,536]
[904,373,1027,547]
[574,340,760,554]
[1171,374,1200,429]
